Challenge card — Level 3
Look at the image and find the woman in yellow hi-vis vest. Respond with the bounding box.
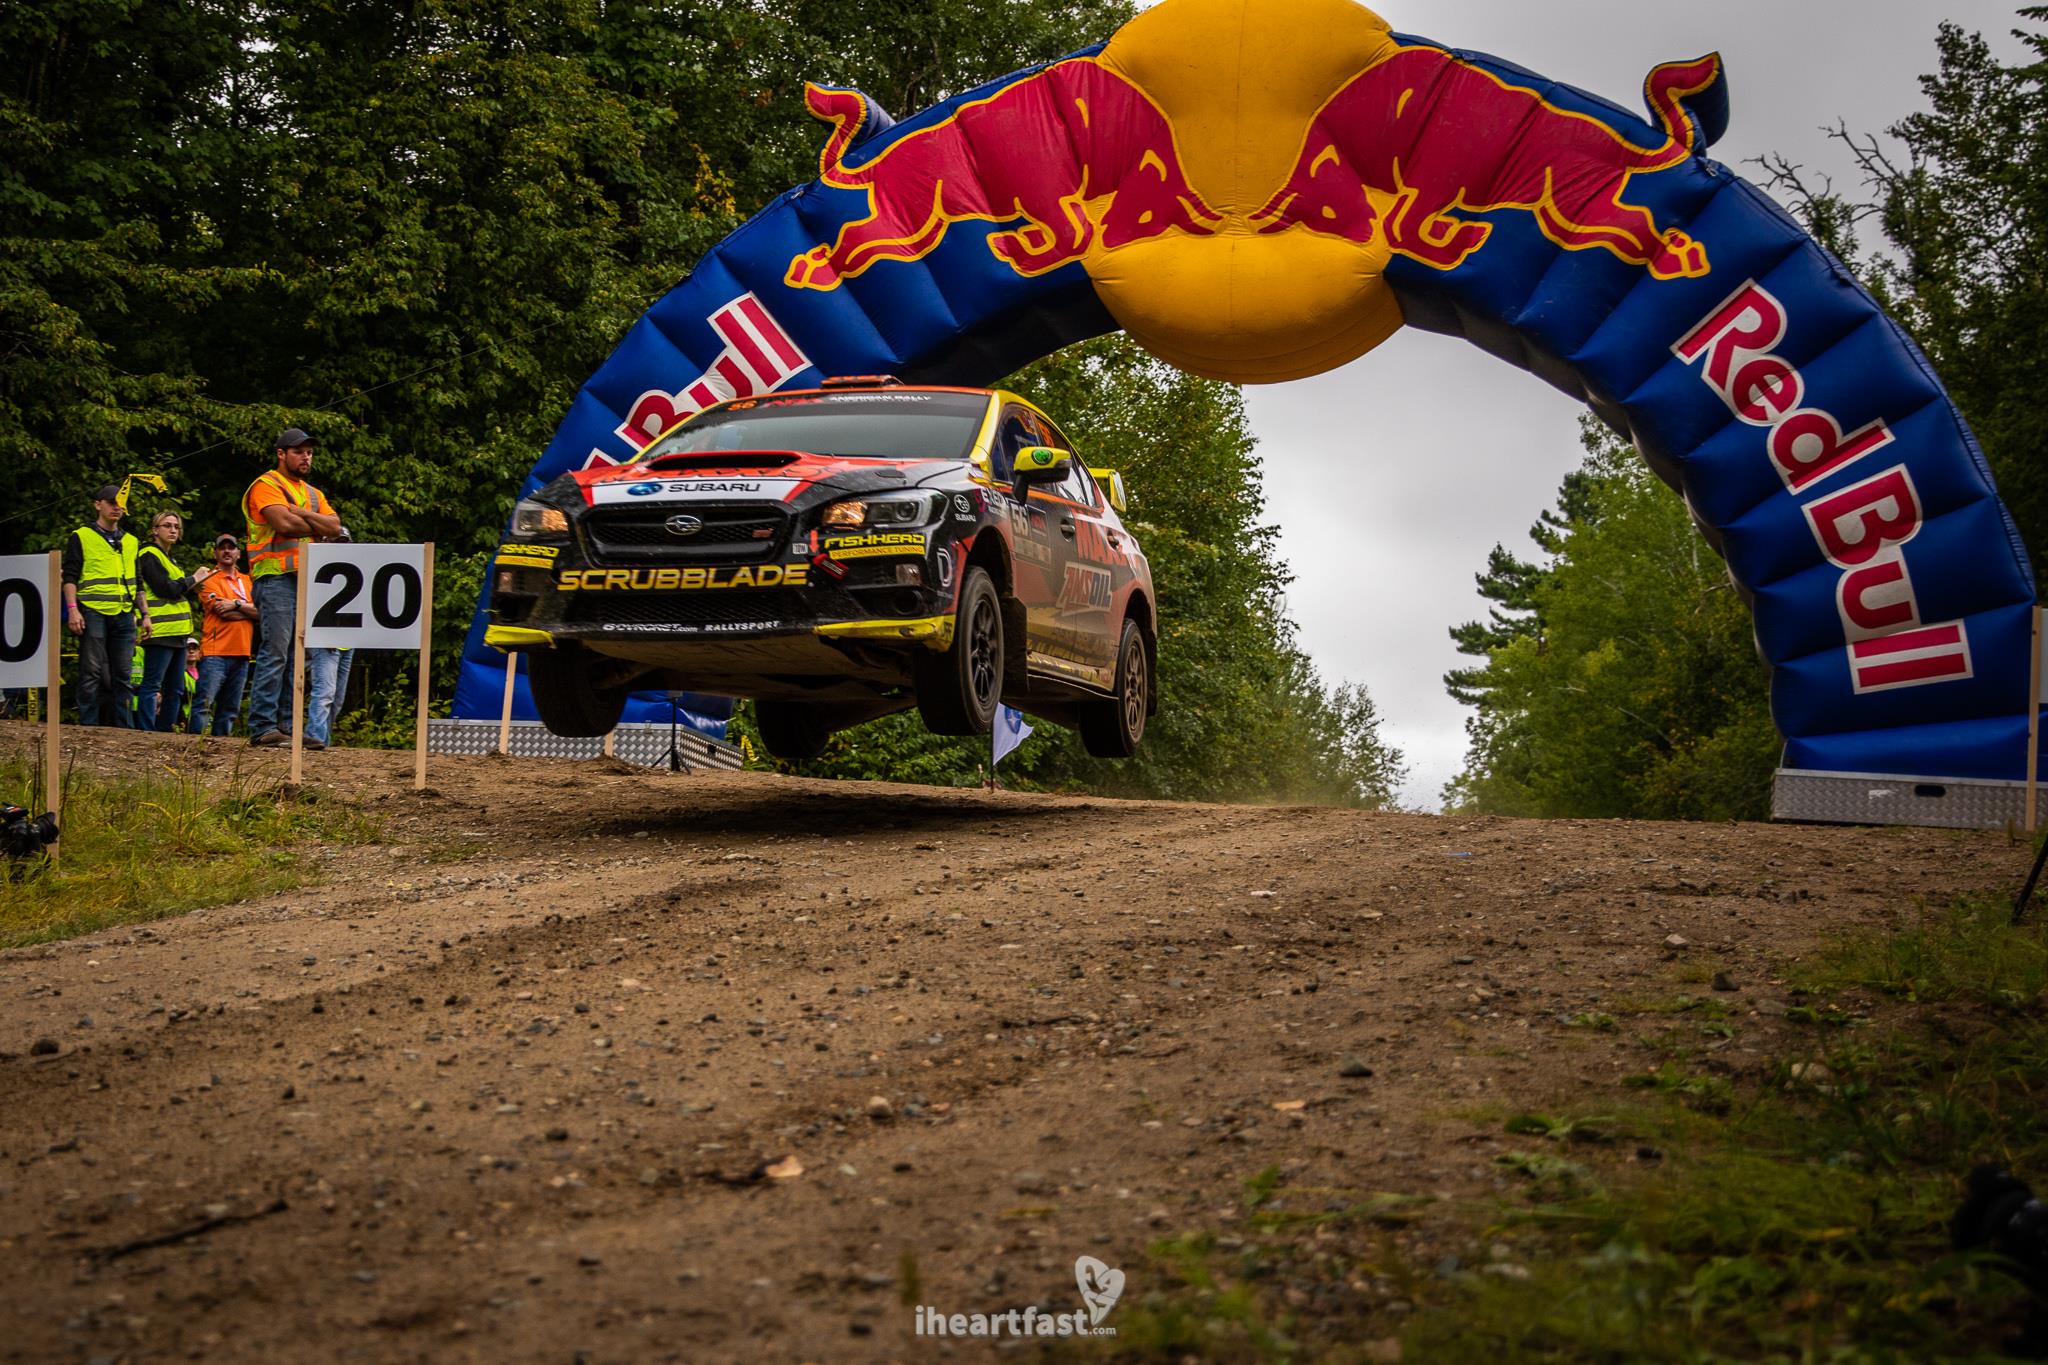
[242,427,343,746]
[135,510,215,732]
[60,484,149,727]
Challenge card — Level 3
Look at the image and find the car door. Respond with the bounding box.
[991,406,1068,670]
[1037,418,1124,687]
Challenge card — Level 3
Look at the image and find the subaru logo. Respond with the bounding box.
[625,482,662,497]
[664,513,704,537]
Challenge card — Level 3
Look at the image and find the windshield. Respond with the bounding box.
[644,391,988,462]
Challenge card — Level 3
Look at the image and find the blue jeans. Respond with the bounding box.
[247,574,297,738]
[189,656,249,737]
[77,609,138,728]
[306,648,353,745]
[137,642,190,732]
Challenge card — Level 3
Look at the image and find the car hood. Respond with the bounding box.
[565,451,965,510]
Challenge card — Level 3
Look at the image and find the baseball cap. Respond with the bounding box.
[93,484,122,504]
[275,427,314,449]
[214,532,240,548]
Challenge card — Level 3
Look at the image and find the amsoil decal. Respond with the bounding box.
[606,294,812,457]
[1673,284,1971,694]
[1058,563,1112,612]
[558,565,807,591]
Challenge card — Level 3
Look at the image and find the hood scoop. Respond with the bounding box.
[639,450,803,473]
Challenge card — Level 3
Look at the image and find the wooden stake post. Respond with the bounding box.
[2029,605,2043,834]
[290,567,309,787]
[415,544,434,791]
[498,650,517,756]
[44,552,61,863]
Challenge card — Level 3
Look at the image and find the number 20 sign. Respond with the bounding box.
[0,554,53,688]
[303,544,430,650]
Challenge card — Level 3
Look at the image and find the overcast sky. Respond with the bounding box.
[1237,0,2032,810]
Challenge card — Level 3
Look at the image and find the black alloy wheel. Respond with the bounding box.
[914,567,1003,736]
[1079,620,1149,758]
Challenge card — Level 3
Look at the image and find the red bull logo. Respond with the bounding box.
[786,61,1222,290]
[1251,49,1719,279]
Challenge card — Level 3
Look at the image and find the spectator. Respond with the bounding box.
[191,534,257,737]
[135,510,213,732]
[61,484,149,727]
[242,427,341,747]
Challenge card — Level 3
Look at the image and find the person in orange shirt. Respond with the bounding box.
[241,427,342,746]
[190,533,258,736]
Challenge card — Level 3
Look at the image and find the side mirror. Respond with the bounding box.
[1013,446,1073,484]
[1090,467,1128,514]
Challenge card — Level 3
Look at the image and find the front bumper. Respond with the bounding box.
[488,504,962,656]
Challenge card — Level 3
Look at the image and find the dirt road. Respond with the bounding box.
[0,728,2023,1361]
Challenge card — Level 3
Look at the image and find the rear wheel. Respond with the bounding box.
[754,700,834,762]
[527,646,629,738]
[914,568,1003,736]
[1079,621,1149,758]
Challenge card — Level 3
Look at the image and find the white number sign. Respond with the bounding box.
[0,554,52,688]
[303,544,430,650]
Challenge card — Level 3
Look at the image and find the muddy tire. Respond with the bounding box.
[755,700,835,762]
[1079,620,1149,758]
[914,568,1003,737]
[527,646,629,738]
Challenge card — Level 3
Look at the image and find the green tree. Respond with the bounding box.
[1444,420,1778,820]
[1756,8,2048,588]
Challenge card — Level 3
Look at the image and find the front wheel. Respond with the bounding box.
[527,646,629,738]
[1079,621,1149,758]
[914,568,1003,736]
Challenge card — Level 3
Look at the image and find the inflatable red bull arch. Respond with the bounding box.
[455,0,2037,823]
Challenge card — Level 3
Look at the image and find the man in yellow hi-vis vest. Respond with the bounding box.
[61,483,150,727]
[243,427,343,746]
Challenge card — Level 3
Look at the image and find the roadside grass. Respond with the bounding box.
[1079,898,2048,1362]
[0,754,382,947]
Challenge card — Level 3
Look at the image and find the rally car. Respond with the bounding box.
[486,380,1157,760]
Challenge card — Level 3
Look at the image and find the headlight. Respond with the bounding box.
[512,498,569,537]
[820,494,939,529]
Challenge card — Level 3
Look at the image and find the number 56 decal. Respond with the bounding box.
[304,544,430,650]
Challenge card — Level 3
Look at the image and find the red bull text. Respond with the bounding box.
[1674,281,1972,693]
[602,294,811,462]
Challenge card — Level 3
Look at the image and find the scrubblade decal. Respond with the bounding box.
[557,565,808,591]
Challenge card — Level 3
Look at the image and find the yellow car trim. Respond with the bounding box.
[814,616,955,650]
[485,625,555,651]
[495,554,559,570]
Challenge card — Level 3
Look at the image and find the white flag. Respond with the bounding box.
[993,704,1033,768]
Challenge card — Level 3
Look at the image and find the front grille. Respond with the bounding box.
[581,502,789,564]
[565,587,864,630]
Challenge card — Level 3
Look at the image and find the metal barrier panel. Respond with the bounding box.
[427,719,742,771]
[1772,769,2025,830]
